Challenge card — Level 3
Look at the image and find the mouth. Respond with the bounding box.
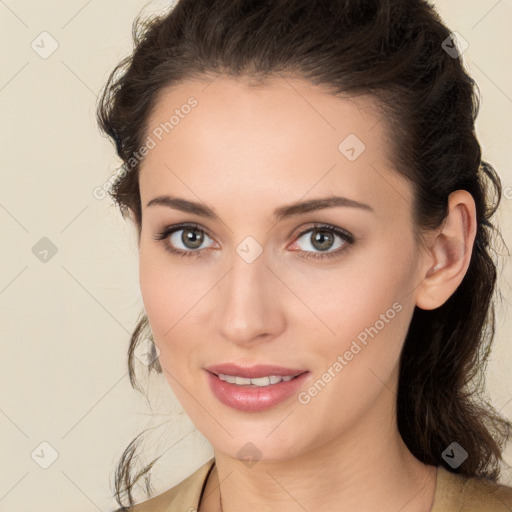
[204,363,310,412]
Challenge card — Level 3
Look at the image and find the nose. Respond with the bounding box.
[215,250,286,347]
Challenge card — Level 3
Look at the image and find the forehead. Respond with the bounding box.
[139,75,411,218]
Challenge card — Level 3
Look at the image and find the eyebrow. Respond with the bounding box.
[146,194,374,221]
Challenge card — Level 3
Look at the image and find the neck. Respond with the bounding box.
[199,369,437,512]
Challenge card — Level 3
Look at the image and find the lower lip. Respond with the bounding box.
[205,371,310,412]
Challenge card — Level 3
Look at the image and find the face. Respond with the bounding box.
[138,76,427,462]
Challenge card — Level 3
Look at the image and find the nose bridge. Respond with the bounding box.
[216,246,283,344]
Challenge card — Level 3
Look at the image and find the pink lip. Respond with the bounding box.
[205,367,310,412]
[204,363,307,379]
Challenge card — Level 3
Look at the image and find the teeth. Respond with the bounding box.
[218,373,296,386]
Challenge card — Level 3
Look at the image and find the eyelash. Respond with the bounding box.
[152,222,355,261]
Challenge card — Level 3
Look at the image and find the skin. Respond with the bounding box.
[137,75,477,512]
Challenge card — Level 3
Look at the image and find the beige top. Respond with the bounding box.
[126,458,512,512]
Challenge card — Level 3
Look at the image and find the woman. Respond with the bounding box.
[97,1,512,511]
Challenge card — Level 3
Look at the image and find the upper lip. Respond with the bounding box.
[205,363,308,379]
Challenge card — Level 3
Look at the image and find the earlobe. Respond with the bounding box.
[415,190,477,311]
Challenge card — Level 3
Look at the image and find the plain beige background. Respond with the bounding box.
[1,1,511,511]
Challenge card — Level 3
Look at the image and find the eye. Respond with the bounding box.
[153,222,355,261]
[289,223,355,260]
[153,223,216,258]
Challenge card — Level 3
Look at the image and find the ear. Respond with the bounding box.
[415,190,477,310]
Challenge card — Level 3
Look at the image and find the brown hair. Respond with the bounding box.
[97,0,512,508]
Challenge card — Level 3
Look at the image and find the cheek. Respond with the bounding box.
[138,244,182,350]
[286,242,417,386]
[291,268,412,434]
[291,253,412,342]
[139,258,168,332]
[139,239,196,332]
[138,244,213,375]
[138,262,192,395]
